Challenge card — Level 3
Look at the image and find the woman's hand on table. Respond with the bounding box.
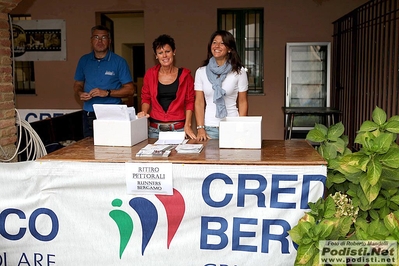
[137,111,150,118]
[196,128,210,141]
[184,125,196,139]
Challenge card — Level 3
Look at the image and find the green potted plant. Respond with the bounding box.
[288,106,399,266]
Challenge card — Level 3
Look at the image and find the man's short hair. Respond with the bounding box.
[91,25,110,36]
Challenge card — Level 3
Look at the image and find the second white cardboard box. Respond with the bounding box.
[219,116,262,149]
[93,117,148,147]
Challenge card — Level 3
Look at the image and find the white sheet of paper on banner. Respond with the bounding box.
[154,131,186,145]
[125,162,173,195]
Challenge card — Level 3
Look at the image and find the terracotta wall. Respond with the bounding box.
[0,0,21,162]
[10,0,369,140]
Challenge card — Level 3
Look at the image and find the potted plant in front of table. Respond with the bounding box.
[288,106,399,266]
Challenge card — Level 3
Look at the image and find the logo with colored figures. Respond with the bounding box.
[109,188,185,258]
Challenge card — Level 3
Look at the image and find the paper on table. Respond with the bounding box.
[175,144,204,153]
[154,131,186,145]
[93,104,136,121]
[135,144,174,157]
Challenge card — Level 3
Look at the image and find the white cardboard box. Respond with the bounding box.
[219,116,262,149]
[93,117,148,146]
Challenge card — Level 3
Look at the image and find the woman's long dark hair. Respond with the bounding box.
[201,30,243,74]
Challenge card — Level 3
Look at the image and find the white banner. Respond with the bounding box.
[0,161,326,266]
[17,109,79,122]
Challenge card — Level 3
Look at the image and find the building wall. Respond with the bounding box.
[0,0,22,162]
[10,0,368,140]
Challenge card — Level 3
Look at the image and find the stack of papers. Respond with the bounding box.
[93,104,136,121]
[136,144,174,157]
[154,131,186,145]
[175,144,204,154]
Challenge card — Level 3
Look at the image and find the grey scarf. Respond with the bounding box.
[206,57,232,119]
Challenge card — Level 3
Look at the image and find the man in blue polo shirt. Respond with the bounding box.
[73,25,134,137]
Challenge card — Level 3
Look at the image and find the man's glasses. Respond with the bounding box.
[92,35,109,41]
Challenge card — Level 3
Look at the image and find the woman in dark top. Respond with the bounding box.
[138,34,196,139]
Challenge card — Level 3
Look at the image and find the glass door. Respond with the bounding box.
[285,42,331,130]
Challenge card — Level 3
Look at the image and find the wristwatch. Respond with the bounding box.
[106,90,111,97]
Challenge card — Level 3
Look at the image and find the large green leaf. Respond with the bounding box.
[289,225,305,244]
[314,123,328,135]
[299,217,315,228]
[379,205,391,219]
[362,180,381,204]
[327,138,346,155]
[320,144,337,160]
[290,218,316,245]
[372,219,390,237]
[329,216,353,239]
[371,196,387,208]
[309,199,322,213]
[358,153,371,172]
[382,167,399,180]
[328,158,341,170]
[373,133,393,154]
[369,209,379,220]
[314,219,335,239]
[384,212,399,232]
[296,243,316,265]
[354,131,375,148]
[354,217,369,231]
[339,153,367,174]
[341,135,349,147]
[380,189,393,198]
[316,145,324,157]
[358,120,379,132]
[367,219,381,236]
[385,120,399,133]
[360,134,377,154]
[302,234,315,245]
[327,122,345,141]
[387,188,399,196]
[306,129,326,143]
[338,216,353,237]
[380,167,399,189]
[380,148,399,168]
[355,227,370,240]
[371,128,382,138]
[354,184,372,211]
[359,175,370,195]
[325,172,333,189]
[372,106,387,125]
[310,252,323,266]
[390,195,399,205]
[367,158,382,185]
[345,171,366,185]
[328,172,346,184]
[388,115,399,122]
[323,196,336,218]
[388,201,399,211]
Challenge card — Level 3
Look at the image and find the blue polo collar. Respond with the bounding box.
[90,50,111,61]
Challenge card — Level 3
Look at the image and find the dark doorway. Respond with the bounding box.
[132,45,145,83]
[100,14,114,52]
